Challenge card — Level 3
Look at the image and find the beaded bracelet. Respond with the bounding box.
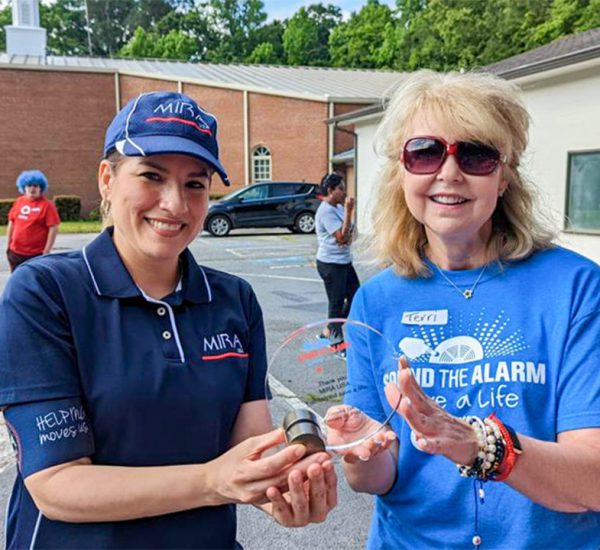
[457,416,506,480]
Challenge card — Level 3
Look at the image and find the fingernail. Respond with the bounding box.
[294,446,306,458]
[359,455,370,462]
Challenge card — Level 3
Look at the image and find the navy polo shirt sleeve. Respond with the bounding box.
[0,263,81,407]
[243,284,269,402]
[4,398,95,477]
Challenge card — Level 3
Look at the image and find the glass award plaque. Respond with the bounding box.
[267,318,400,454]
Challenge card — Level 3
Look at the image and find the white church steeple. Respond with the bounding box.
[5,0,47,57]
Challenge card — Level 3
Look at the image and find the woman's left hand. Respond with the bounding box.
[385,356,479,466]
[264,458,337,526]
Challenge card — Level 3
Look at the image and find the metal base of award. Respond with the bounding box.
[282,409,326,455]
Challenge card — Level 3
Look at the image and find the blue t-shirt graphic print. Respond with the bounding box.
[345,247,600,550]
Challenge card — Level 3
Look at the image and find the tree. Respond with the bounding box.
[381,0,562,72]
[0,4,12,52]
[377,0,427,69]
[119,26,197,60]
[40,0,89,56]
[158,28,198,59]
[204,0,268,62]
[575,0,600,30]
[528,0,592,46]
[247,41,278,64]
[119,26,157,58]
[329,0,394,68]
[247,19,285,63]
[154,7,218,60]
[283,3,341,66]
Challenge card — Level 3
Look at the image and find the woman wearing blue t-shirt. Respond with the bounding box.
[315,173,360,344]
[0,92,336,549]
[326,71,600,549]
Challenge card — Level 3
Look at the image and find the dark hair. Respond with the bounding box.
[320,173,344,195]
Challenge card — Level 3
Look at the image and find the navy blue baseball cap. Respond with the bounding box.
[104,92,230,185]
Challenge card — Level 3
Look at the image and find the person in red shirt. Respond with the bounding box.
[6,170,61,272]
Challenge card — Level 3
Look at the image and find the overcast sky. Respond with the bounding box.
[262,0,398,21]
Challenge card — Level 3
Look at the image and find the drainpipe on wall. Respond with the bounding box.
[244,90,250,186]
[114,72,121,112]
[327,99,334,173]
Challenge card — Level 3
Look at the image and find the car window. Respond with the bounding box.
[268,184,300,198]
[239,185,268,201]
[297,184,315,195]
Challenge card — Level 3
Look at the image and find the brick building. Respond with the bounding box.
[0,55,405,214]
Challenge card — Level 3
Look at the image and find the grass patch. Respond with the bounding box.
[0,220,102,236]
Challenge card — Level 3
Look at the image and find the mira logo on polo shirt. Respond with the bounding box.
[202,332,248,361]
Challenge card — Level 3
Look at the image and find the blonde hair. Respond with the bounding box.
[372,70,555,277]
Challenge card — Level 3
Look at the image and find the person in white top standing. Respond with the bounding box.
[315,173,360,345]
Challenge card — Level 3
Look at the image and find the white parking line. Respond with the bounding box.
[231,272,321,282]
[268,375,323,423]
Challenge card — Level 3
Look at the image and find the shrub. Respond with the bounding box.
[54,195,81,221]
[87,207,102,221]
[0,199,16,225]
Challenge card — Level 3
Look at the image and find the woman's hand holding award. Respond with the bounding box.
[267,318,400,461]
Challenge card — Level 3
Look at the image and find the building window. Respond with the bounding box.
[252,146,272,182]
[566,151,600,232]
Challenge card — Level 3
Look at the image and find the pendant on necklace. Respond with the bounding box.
[463,289,473,299]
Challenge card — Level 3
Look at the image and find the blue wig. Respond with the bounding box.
[16,170,48,194]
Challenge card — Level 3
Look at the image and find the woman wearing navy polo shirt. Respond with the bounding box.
[0,92,336,549]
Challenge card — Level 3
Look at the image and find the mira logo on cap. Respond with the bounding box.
[148,100,213,136]
[103,91,230,185]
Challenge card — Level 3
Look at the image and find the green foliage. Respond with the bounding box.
[283,3,341,66]
[247,42,278,64]
[576,0,600,29]
[528,0,596,46]
[0,4,12,52]
[87,207,102,221]
[247,20,286,63]
[120,26,197,60]
[2,0,597,71]
[383,0,555,71]
[204,0,269,62]
[0,199,15,226]
[54,195,82,222]
[329,0,394,68]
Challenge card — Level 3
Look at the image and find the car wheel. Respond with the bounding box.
[207,215,232,237]
[294,211,315,234]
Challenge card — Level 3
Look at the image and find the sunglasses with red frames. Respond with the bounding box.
[402,136,504,176]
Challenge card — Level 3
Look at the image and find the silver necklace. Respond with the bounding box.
[433,262,488,300]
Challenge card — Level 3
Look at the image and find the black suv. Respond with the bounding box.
[204,181,320,237]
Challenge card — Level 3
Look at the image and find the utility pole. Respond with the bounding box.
[84,0,93,55]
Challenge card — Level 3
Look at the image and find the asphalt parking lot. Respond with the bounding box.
[0,229,381,549]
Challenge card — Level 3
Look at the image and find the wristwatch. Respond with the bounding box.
[503,423,523,454]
